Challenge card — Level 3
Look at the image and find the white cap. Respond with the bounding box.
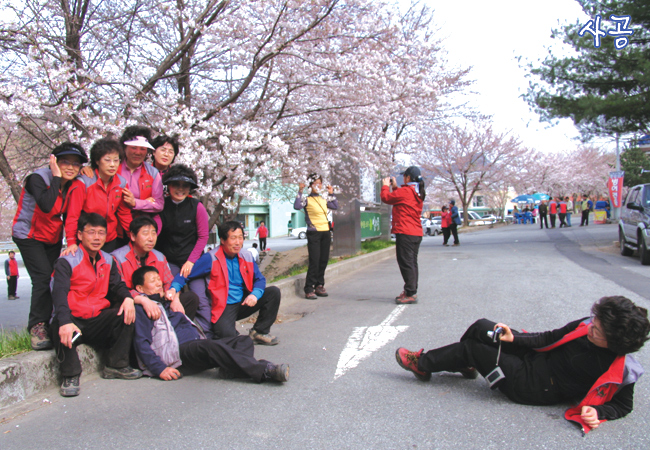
[123,136,154,150]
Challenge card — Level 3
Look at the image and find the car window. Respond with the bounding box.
[628,188,640,206]
[644,187,650,208]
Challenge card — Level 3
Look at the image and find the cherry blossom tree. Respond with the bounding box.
[0,0,469,227]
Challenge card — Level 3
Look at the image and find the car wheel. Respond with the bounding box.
[298,231,306,239]
[620,229,633,256]
[640,233,650,265]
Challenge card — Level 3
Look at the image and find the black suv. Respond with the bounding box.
[619,183,650,265]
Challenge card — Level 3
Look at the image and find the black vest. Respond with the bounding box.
[156,197,200,266]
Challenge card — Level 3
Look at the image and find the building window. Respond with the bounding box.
[472,196,485,207]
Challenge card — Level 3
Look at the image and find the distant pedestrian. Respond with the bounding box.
[249,243,260,263]
[441,206,451,246]
[449,200,461,245]
[581,194,593,226]
[294,175,338,299]
[565,196,573,227]
[538,200,548,229]
[256,221,268,251]
[381,166,426,304]
[5,251,19,300]
[548,197,558,228]
[558,197,567,228]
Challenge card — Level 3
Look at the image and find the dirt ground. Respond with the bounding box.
[259,245,310,281]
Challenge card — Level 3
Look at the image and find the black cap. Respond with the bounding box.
[52,142,88,164]
[163,174,198,189]
[401,166,422,182]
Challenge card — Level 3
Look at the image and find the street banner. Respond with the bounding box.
[608,171,625,208]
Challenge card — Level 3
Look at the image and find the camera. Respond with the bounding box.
[486,326,504,343]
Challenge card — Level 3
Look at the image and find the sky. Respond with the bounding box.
[412,0,609,154]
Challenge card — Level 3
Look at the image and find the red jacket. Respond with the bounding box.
[559,201,567,214]
[12,168,70,244]
[65,172,133,245]
[535,320,642,435]
[256,225,268,238]
[441,211,452,228]
[549,200,558,214]
[380,184,423,236]
[112,243,173,292]
[58,247,113,319]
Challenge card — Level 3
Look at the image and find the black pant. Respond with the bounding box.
[211,286,281,338]
[418,319,561,406]
[179,335,268,382]
[449,223,459,245]
[395,234,422,296]
[51,307,135,377]
[581,210,589,226]
[442,227,451,244]
[558,213,566,227]
[549,214,556,228]
[538,213,548,229]
[305,230,331,293]
[258,237,267,252]
[13,237,62,330]
[7,275,17,296]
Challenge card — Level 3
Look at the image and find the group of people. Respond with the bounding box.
[9,153,650,434]
[538,195,594,229]
[12,127,288,397]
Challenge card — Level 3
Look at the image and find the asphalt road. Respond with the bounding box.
[2,223,650,449]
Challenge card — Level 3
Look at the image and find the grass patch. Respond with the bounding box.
[269,239,394,283]
[0,328,31,359]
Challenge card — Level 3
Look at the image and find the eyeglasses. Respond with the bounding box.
[59,160,83,168]
[156,147,175,155]
[82,230,107,237]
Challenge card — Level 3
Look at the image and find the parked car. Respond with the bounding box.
[421,218,442,236]
[481,214,497,224]
[619,183,650,264]
[291,227,307,240]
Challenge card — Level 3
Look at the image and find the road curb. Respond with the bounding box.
[0,245,395,411]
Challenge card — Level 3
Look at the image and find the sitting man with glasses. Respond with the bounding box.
[395,296,650,434]
[51,213,142,397]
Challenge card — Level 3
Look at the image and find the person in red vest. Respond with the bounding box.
[166,221,281,345]
[255,221,268,252]
[51,213,142,397]
[558,197,568,228]
[12,142,87,350]
[548,197,558,228]
[64,138,133,254]
[5,251,19,300]
[395,296,650,434]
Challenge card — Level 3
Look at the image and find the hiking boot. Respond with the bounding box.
[396,294,417,305]
[315,285,328,297]
[8,295,15,300]
[249,329,279,346]
[102,366,143,380]
[453,243,460,246]
[395,291,406,301]
[264,363,289,382]
[395,348,431,381]
[30,322,53,350]
[305,291,318,300]
[459,367,479,379]
[60,375,80,397]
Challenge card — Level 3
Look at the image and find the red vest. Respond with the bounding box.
[65,172,132,245]
[548,201,557,214]
[8,259,18,276]
[112,244,172,290]
[559,201,567,214]
[206,246,256,323]
[59,247,113,319]
[12,168,70,244]
[535,320,642,435]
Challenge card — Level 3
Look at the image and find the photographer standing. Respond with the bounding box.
[294,175,338,300]
[381,166,425,304]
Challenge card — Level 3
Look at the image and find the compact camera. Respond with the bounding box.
[486,326,504,343]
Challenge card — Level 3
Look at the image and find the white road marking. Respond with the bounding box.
[333,305,409,381]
